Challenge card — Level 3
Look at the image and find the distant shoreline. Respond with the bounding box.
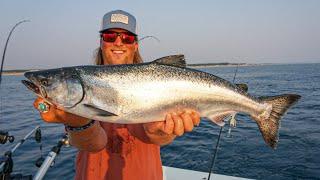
[2,69,39,76]
[3,72,25,76]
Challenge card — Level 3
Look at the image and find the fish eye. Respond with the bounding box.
[40,79,48,86]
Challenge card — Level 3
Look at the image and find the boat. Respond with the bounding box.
[163,166,251,180]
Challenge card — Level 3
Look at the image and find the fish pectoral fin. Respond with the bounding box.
[83,104,118,117]
[152,54,186,68]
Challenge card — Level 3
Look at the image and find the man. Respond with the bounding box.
[33,10,200,180]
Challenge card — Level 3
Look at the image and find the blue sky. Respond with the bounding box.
[1,0,319,70]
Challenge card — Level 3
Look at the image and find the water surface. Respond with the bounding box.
[0,63,319,179]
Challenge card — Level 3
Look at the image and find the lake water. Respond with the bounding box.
[0,64,319,179]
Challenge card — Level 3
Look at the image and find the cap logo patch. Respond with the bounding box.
[110,14,129,24]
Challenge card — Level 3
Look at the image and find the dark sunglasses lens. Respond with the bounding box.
[122,34,135,44]
[102,32,136,44]
[102,33,117,42]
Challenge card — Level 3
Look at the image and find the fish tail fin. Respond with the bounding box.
[252,94,301,149]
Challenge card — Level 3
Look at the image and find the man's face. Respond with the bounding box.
[101,28,138,65]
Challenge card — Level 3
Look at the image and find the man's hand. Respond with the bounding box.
[143,110,200,145]
[33,97,91,127]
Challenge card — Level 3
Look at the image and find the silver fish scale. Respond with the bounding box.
[69,63,265,124]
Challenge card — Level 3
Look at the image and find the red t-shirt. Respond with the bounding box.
[75,122,163,180]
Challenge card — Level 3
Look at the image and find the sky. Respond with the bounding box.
[0,0,319,70]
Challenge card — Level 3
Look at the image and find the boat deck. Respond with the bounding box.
[163,166,252,180]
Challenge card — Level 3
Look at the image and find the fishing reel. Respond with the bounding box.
[34,128,44,168]
[34,131,70,168]
[0,131,14,144]
[0,150,32,179]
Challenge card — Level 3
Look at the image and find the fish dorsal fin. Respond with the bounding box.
[152,54,186,68]
[235,83,248,92]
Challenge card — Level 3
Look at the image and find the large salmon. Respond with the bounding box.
[22,55,300,148]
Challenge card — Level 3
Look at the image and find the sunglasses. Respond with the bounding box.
[101,31,136,44]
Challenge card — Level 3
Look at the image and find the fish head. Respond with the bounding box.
[22,68,84,108]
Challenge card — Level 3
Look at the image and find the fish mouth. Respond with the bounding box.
[21,80,40,95]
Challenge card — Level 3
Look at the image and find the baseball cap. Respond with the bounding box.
[100,10,137,35]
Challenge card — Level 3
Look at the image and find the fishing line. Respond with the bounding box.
[207,64,239,180]
[138,35,160,43]
[227,65,239,137]
[232,65,239,84]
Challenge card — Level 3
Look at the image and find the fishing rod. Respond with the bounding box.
[207,65,239,180]
[0,126,40,179]
[33,134,69,180]
[0,20,30,147]
[0,20,67,179]
[0,20,30,85]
